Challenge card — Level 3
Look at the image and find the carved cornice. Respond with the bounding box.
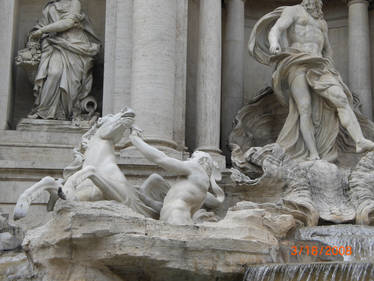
[342,0,374,12]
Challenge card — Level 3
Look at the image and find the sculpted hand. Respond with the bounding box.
[269,43,281,55]
[30,29,43,41]
[130,126,144,139]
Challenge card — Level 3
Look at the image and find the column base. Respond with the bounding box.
[16,118,91,134]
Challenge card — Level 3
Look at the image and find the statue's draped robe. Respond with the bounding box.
[32,0,100,120]
[248,6,357,162]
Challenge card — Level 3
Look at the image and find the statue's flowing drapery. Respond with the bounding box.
[31,1,100,120]
[248,6,358,162]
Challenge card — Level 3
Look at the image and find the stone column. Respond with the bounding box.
[348,0,373,119]
[221,0,246,163]
[196,0,225,166]
[103,0,133,115]
[0,1,18,129]
[130,0,178,150]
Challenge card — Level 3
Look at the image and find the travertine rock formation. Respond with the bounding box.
[11,200,287,281]
[350,151,374,225]
[230,143,357,226]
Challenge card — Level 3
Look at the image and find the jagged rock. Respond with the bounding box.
[218,201,298,239]
[350,151,374,225]
[21,200,281,281]
[0,252,35,281]
[230,144,356,226]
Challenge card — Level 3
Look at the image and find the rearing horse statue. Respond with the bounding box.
[14,108,225,224]
[14,107,157,220]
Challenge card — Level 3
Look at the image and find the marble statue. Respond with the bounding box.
[248,0,374,162]
[21,0,100,120]
[130,129,225,225]
[13,108,224,226]
[14,108,157,220]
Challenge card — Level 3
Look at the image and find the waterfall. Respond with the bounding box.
[296,225,374,262]
[244,262,374,281]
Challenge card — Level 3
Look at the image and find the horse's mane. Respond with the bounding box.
[62,116,110,180]
[62,112,131,180]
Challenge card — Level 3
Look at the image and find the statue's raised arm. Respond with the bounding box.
[130,128,225,225]
[129,130,192,175]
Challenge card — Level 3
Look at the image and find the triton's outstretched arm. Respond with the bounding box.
[130,132,191,175]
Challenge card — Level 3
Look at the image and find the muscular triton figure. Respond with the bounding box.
[249,0,374,161]
[130,128,224,225]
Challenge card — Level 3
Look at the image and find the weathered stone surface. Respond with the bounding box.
[0,214,24,251]
[230,144,357,226]
[217,201,298,240]
[21,200,280,281]
[350,151,374,225]
[16,118,98,134]
[0,252,35,281]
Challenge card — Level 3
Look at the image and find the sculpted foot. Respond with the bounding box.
[356,139,374,154]
[27,113,39,119]
[308,154,320,161]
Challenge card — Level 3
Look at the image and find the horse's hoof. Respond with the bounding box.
[47,193,59,211]
[58,188,67,200]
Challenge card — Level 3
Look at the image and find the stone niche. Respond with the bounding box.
[11,0,106,128]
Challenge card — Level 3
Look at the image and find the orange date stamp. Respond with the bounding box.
[291,246,352,256]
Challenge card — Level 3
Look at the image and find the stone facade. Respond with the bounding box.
[0,0,373,222]
[2,0,374,280]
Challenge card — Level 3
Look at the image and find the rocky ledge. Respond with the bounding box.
[7,200,292,281]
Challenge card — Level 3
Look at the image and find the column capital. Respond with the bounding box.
[224,0,247,3]
[345,0,370,7]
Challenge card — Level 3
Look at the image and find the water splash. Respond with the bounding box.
[296,225,374,262]
[244,262,374,281]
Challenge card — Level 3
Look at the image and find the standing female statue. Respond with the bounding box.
[27,0,100,120]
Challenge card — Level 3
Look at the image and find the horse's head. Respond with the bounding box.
[97,107,136,143]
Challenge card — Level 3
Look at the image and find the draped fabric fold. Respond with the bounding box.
[248,6,356,162]
[31,0,100,120]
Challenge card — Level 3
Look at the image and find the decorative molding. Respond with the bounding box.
[224,0,247,4]
[344,0,370,6]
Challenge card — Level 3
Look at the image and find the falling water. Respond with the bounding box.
[244,262,374,281]
[296,225,374,262]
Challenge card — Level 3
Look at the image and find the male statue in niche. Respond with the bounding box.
[249,0,374,161]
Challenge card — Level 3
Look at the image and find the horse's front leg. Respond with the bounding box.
[60,166,135,203]
[14,176,61,220]
[61,166,98,201]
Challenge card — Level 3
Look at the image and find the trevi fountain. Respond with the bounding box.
[2,0,374,280]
